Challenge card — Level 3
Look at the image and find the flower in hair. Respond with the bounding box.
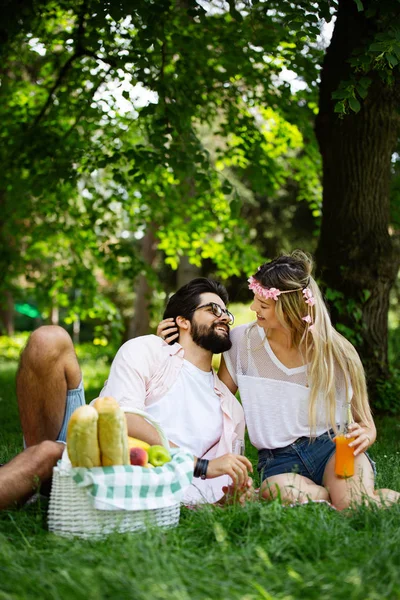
[268,287,282,301]
[248,277,282,301]
[302,315,312,323]
[303,287,315,306]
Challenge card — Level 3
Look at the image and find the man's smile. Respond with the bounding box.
[214,324,229,335]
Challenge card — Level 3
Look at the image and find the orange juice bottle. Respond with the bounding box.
[335,402,355,478]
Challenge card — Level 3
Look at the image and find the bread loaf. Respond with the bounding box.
[67,405,101,468]
[92,396,130,466]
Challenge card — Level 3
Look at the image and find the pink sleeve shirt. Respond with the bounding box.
[98,335,245,503]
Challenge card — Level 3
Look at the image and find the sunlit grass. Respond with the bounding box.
[1,333,400,599]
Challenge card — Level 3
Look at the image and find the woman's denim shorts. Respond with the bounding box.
[257,431,376,486]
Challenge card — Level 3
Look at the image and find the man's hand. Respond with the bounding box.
[206,453,253,488]
[221,477,255,506]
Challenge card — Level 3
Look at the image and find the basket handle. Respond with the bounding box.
[122,407,170,450]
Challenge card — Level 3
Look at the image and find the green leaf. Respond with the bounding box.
[222,181,233,195]
[369,42,387,52]
[386,53,398,67]
[348,97,361,113]
[230,197,241,219]
[325,288,344,301]
[334,101,346,114]
[362,289,372,302]
[332,90,349,100]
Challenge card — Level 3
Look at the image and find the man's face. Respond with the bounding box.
[190,292,233,354]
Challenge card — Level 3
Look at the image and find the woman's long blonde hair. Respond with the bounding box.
[251,250,372,434]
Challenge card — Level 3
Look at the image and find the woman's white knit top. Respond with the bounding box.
[223,323,350,450]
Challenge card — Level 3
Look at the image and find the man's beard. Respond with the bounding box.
[191,321,232,354]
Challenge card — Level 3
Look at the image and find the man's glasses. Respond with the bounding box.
[195,302,235,325]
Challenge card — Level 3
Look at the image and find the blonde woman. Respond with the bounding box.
[159,252,399,509]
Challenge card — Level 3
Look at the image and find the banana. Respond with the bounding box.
[127,436,150,451]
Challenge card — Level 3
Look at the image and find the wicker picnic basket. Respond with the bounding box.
[48,408,188,539]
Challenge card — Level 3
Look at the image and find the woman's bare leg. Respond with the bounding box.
[261,473,331,504]
[323,453,400,510]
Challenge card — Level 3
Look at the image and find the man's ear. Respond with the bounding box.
[176,315,190,330]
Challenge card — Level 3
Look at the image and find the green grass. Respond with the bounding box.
[1,349,400,599]
[1,500,400,600]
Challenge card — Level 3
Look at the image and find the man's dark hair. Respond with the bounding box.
[163,278,229,341]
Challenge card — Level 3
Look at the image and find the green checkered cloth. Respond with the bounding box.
[60,448,194,511]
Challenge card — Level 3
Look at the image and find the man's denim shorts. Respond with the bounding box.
[56,380,86,443]
[257,431,377,487]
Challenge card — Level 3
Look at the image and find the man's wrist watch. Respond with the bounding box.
[194,458,209,479]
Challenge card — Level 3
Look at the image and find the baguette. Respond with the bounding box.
[92,396,130,466]
[67,405,101,468]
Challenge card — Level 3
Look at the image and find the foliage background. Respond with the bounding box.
[1,1,400,408]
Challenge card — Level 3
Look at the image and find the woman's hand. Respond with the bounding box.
[156,318,179,344]
[205,453,253,488]
[347,422,376,456]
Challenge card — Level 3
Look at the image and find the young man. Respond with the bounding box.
[11,278,251,507]
[0,442,64,510]
[0,325,81,509]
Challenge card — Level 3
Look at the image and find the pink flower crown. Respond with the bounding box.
[248,276,316,331]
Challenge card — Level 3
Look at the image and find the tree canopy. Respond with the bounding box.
[1,0,400,403]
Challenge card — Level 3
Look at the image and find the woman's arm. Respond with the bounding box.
[218,356,238,395]
[156,318,178,344]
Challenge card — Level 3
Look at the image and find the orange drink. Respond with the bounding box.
[335,435,355,478]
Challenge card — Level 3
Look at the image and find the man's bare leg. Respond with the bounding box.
[0,442,64,510]
[17,326,81,446]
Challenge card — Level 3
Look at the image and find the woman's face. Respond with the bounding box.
[250,294,282,331]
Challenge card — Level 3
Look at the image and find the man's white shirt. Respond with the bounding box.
[146,359,223,458]
[95,335,245,504]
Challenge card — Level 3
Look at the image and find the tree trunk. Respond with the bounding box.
[0,290,14,335]
[126,228,158,340]
[177,255,201,288]
[73,315,80,345]
[50,304,59,326]
[0,191,11,295]
[315,0,400,399]
[0,189,13,334]
[0,190,17,335]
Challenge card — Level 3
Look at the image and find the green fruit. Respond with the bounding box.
[148,445,171,467]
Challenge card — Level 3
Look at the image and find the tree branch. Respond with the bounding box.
[62,73,109,141]
[32,0,88,127]
[227,0,243,21]
[32,53,80,126]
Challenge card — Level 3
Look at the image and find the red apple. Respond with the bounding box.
[130,446,149,467]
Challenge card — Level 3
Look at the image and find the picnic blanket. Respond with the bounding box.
[58,447,194,511]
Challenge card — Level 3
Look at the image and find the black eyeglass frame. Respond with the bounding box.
[194,302,235,325]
